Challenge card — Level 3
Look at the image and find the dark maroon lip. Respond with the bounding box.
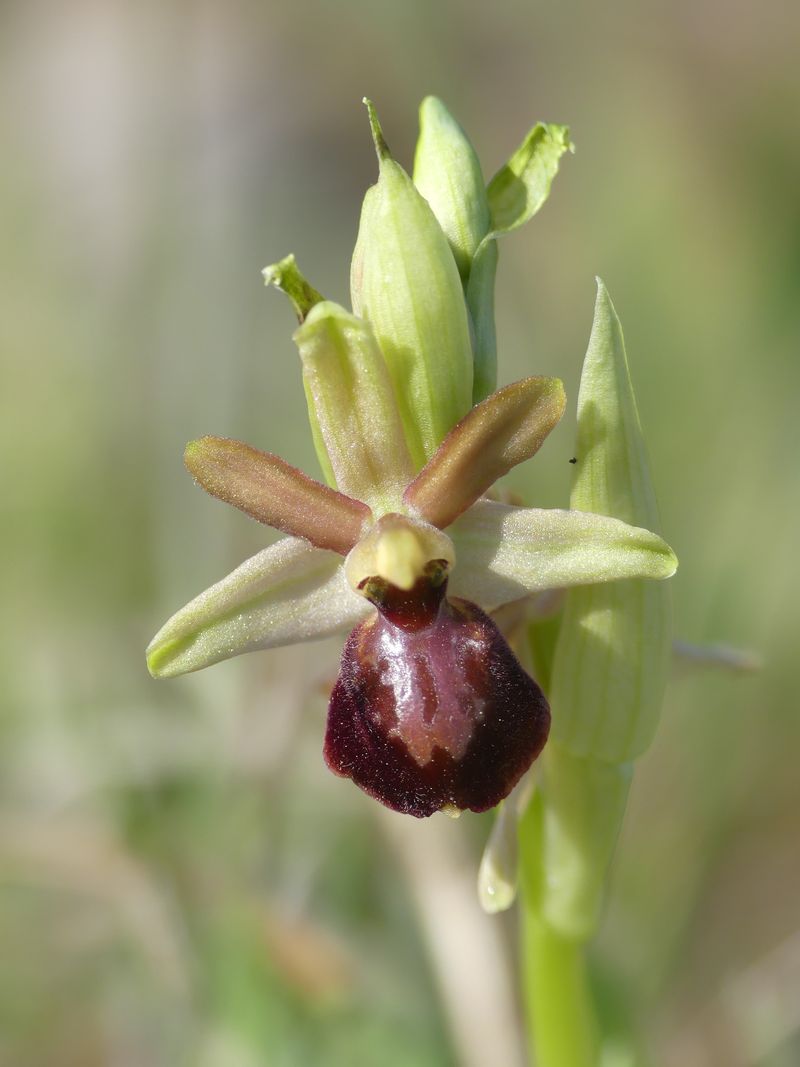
[324,570,550,818]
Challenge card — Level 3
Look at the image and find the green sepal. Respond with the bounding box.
[351,100,474,468]
[293,300,414,514]
[449,500,676,612]
[146,538,370,679]
[550,280,674,762]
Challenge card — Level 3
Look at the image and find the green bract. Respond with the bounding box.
[526,279,674,939]
[550,280,672,762]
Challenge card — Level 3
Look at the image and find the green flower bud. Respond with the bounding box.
[351,100,473,469]
[413,96,490,281]
[411,106,573,407]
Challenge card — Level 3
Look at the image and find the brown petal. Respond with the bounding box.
[403,377,565,529]
[184,436,371,555]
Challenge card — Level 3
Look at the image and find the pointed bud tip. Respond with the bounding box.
[418,95,448,122]
[362,97,391,162]
[262,253,296,286]
[594,275,610,300]
[262,254,323,323]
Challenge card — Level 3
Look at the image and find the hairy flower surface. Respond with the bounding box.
[147,100,677,817]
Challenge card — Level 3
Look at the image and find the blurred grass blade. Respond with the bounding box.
[673,639,763,674]
[404,376,565,529]
[147,538,370,677]
[185,436,371,554]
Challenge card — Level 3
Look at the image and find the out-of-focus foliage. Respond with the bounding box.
[1,2,798,1065]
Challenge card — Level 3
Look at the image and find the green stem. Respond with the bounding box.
[521,906,598,1067]
[518,794,598,1067]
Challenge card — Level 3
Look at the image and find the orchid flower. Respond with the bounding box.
[146,100,677,819]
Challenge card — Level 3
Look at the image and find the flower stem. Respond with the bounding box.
[518,794,599,1067]
[520,905,598,1067]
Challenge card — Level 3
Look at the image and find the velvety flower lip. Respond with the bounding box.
[324,570,551,818]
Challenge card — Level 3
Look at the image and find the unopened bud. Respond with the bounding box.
[351,100,474,468]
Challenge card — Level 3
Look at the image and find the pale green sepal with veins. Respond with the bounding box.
[550,279,673,762]
[449,500,676,612]
[293,300,414,514]
[351,100,473,469]
[146,538,370,679]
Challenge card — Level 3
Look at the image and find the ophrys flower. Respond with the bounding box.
[146,101,676,818]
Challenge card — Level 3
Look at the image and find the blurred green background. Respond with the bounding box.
[1,2,798,1065]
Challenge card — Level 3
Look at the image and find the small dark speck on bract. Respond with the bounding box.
[569,457,577,464]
